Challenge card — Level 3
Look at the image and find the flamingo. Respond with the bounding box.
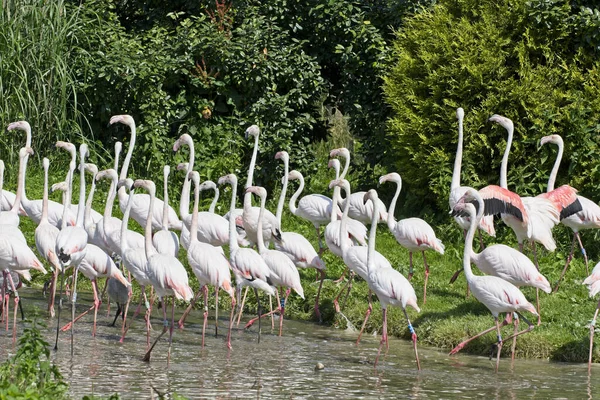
[177,171,235,348]
[152,165,180,257]
[363,189,420,368]
[380,172,444,304]
[329,179,395,345]
[218,173,275,345]
[330,147,388,224]
[134,179,193,363]
[274,151,326,322]
[449,107,495,243]
[244,185,304,336]
[109,115,182,231]
[54,144,89,353]
[34,158,61,318]
[449,200,538,372]
[452,188,552,328]
[240,125,281,246]
[583,262,600,369]
[0,147,33,227]
[540,134,600,291]
[118,179,153,345]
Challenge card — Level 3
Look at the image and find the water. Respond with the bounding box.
[0,287,598,399]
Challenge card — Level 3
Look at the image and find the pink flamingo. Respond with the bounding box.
[134,179,193,363]
[363,188,420,368]
[380,172,444,304]
[449,200,538,372]
[540,134,600,291]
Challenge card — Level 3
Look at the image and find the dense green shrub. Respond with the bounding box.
[384,0,600,216]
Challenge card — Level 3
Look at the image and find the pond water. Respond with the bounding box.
[0,287,597,399]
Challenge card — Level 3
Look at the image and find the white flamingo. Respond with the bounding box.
[109,115,182,231]
[380,172,444,304]
[0,147,33,227]
[152,165,180,257]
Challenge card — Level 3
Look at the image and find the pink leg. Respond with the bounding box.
[121,286,145,342]
[119,289,133,342]
[226,296,236,350]
[511,314,519,360]
[7,273,19,343]
[214,287,219,337]
[279,288,290,336]
[235,286,249,327]
[555,233,577,293]
[494,316,503,372]
[449,314,511,355]
[422,251,429,304]
[576,232,589,275]
[167,297,175,366]
[403,308,421,370]
[314,270,324,323]
[408,253,414,280]
[333,268,348,284]
[333,272,354,313]
[356,290,373,345]
[91,280,101,337]
[374,308,388,367]
[48,268,58,318]
[143,298,168,363]
[179,289,202,329]
[202,286,208,348]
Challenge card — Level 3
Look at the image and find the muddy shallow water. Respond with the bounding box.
[0,287,597,399]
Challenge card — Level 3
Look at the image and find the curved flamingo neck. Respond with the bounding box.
[451,111,464,190]
[244,133,260,209]
[179,140,195,219]
[114,143,122,172]
[11,151,28,214]
[330,163,341,223]
[120,186,135,256]
[190,178,200,243]
[276,157,289,225]
[118,120,136,208]
[339,182,352,256]
[463,205,478,283]
[76,148,87,227]
[208,186,219,214]
[256,191,267,253]
[547,137,564,192]
[339,153,350,180]
[60,163,75,230]
[84,170,97,226]
[102,173,118,235]
[499,124,514,189]
[162,167,170,230]
[288,173,304,217]
[143,186,158,259]
[227,178,239,252]
[386,178,401,232]
[367,192,380,275]
[41,161,48,223]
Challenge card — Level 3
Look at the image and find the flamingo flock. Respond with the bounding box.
[0,109,599,373]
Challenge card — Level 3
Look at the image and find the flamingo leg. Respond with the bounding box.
[110,303,123,327]
[333,271,354,313]
[202,286,208,348]
[511,313,519,360]
[143,298,168,363]
[226,295,236,350]
[501,313,535,344]
[179,289,202,329]
[449,314,511,355]
[269,293,275,330]
[356,290,372,346]
[404,308,421,370]
[341,272,354,310]
[254,288,262,344]
[119,289,132,342]
[54,268,66,351]
[374,308,388,367]
[7,272,19,343]
[60,305,95,331]
[554,233,577,293]
[494,316,503,373]
[90,279,101,337]
[478,229,485,251]
[215,287,219,337]
[576,232,589,275]
[121,286,145,342]
[167,297,175,366]
[316,225,324,254]
[279,288,290,336]
[48,267,59,318]
[333,268,347,284]
[236,286,249,327]
[422,251,429,304]
[70,266,80,357]
[314,270,324,323]
[588,300,600,370]
[408,252,414,281]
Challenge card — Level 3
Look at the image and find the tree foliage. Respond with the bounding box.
[384,0,600,215]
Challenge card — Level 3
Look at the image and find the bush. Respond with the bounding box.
[383,0,600,217]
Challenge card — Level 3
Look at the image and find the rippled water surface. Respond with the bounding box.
[0,288,598,399]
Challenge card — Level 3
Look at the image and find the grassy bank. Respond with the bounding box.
[10,167,600,364]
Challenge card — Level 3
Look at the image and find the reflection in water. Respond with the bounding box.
[0,288,598,398]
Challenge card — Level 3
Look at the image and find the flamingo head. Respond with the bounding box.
[287,170,302,181]
[363,189,379,205]
[329,147,349,159]
[539,134,563,148]
[132,179,155,195]
[173,133,193,152]
[117,178,134,191]
[50,181,68,194]
[7,121,31,133]
[55,141,76,156]
[109,115,134,127]
[451,201,475,219]
[20,147,34,158]
[187,171,200,187]
[245,185,266,199]
[96,168,118,183]
[378,172,401,185]
[456,107,464,120]
[177,162,189,172]
[198,180,217,192]
[274,151,289,162]
[488,114,513,132]
[328,178,349,192]
[84,163,98,176]
[245,125,260,139]
[218,173,237,187]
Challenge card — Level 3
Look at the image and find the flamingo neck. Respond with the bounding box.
[118,120,136,202]
[11,153,28,214]
[60,165,74,230]
[120,188,135,255]
[161,168,170,230]
[339,183,352,256]
[84,173,97,227]
[243,133,259,210]
[76,153,87,227]
[103,176,117,235]
[190,179,200,243]
[41,163,48,223]
[228,180,239,252]
[179,141,195,219]
[143,187,157,259]
[451,114,464,190]
[366,194,379,276]
[547,138,563,192]
[288,174,303,217]
[276,158,289,225]
[339,153,350,180]
[463,207,477,283]
[208,186,219,214]
[499,124,513,189]
[386,178,401,232]
[256,192,267,253]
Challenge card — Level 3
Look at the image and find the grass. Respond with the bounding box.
[11,165,600,365]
